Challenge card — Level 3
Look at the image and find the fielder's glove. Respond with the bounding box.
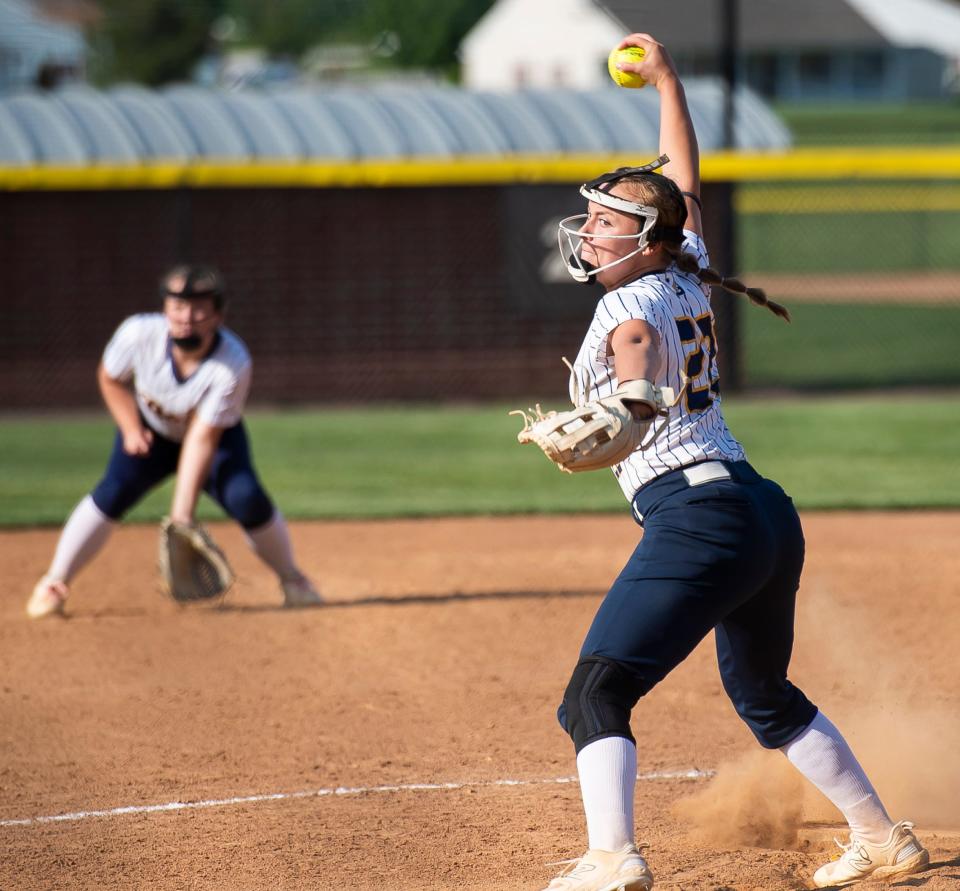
[158,518,235,603]
[510,379,678,474]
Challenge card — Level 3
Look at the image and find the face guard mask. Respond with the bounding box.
[172,334,204,351]
[557,154,674,283]
[162,265,225,352]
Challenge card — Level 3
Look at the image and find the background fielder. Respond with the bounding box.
[27,263,321,618]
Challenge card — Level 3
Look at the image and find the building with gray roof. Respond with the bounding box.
[0,0,86,94]
[601,0,960,100]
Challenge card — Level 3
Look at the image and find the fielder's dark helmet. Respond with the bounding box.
[159,264,226,310]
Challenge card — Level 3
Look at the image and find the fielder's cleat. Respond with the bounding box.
[540,844,654,891]
[281,575,323,608]
[812,820,929,888]
[26,576,69,619]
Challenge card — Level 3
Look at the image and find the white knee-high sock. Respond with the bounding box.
[47,495,115,583]
[781,710,892,843]
[576,736,637,852]
[244,510,301,582]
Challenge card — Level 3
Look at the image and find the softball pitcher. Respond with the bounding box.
[531,34,928,891]
[26,264,321,619]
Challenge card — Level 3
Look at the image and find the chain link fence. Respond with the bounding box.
[1,169,958,409]
[737,178,960,390]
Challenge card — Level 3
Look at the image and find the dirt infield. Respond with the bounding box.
[2,513,959,891]
[752,272,960,304]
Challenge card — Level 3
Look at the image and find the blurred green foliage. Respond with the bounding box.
[350,0,495,76]
[90,0,495,85]
[740,207,960,273]
[92,0,224,85]
[743,302,960,390]
[775,101,960,146]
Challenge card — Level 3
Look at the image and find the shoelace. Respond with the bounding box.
[831,820,916,857]
[829,823,915,863]
[544,844,651,874]
[830,834,860,860]
[544,855,583,876]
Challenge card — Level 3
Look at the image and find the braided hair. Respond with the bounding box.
[618,173,791,322]
[665,246,791,322]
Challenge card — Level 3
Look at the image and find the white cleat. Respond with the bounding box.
[280,575,323,608]
[26,576,69,619]
[813,820,929,888]
[541,844,654,891]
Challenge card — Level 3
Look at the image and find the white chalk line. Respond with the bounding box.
[0,768,713,829]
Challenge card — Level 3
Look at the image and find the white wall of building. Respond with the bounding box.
[845,0,960,58]
[460,0,625,91]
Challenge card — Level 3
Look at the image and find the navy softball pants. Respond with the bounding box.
[91,421,275,530]
[567,460,817,750]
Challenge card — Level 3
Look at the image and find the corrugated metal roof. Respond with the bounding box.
[0,102,34,162]
[0,80,791,165]
[108,85,195,161]
[3,91,87,161]
[52,89,143,161]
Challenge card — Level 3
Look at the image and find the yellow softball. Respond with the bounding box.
[608,46,647,88]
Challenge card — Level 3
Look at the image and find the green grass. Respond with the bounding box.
[2,397,959,527]
[722,396,960,509]
[739,206,960,273]
[774,101,960,146]
[743,302,960,389]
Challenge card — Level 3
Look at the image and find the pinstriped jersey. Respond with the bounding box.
[101,313,252,443]
[569,230,745,503]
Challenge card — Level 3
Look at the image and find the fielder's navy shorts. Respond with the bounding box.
[576,460,817,749]
[91,420,274,530]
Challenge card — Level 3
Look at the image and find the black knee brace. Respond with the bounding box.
[557,656,641,753]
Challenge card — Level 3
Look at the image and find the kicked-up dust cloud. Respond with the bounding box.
[674,573,960,847]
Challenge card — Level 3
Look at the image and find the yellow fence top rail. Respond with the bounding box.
[2,147,960,191]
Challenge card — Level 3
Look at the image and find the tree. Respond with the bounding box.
[224,0,364,57]
[353,0,495,78]
[92,0,225,85]
[89,0,497,86]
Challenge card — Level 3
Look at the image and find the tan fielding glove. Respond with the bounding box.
[511,380,677,474]
[158,518,235,603]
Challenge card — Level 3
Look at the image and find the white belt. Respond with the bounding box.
[632,461,732,525]
[682,461,732,486]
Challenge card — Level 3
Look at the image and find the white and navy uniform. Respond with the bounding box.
[102,313,251,442]
[91,314,274,529]
[568,231,744,503]
[557,231,818,755]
